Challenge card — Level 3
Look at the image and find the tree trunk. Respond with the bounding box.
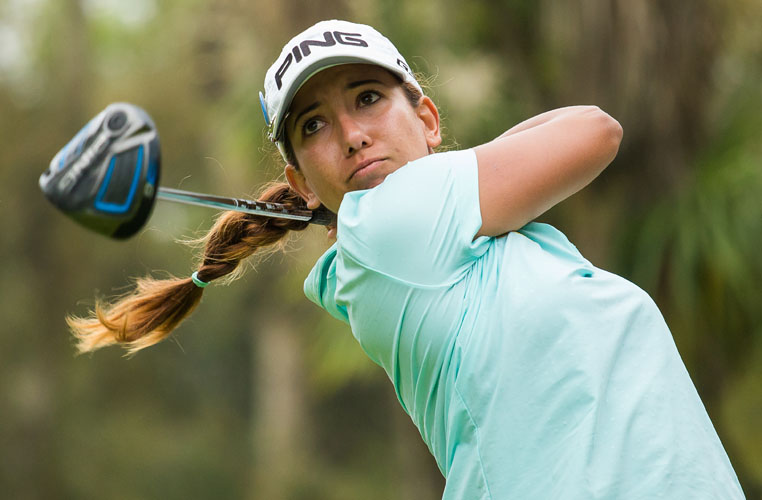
[250,314,311,500]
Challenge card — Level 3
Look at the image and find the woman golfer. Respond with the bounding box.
[71,20,744,499]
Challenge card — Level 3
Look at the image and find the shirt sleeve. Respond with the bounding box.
[303,243,350,324]
[336,149,492,287]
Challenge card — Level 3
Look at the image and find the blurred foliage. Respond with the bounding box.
[1,0,760,498]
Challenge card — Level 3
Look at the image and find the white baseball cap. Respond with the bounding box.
[260,20,422,161]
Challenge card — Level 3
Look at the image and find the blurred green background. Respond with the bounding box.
[1,0,761,498]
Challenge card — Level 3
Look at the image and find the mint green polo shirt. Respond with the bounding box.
[305,149,744,499]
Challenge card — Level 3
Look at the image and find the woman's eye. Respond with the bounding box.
[303,118,324,136]
[358,91,380,106]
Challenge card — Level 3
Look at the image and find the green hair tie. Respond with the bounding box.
[191,271,209,288]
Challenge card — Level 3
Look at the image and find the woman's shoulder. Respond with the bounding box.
[377,148,477,193]
[337,149,477,229]
[334,148,490,285]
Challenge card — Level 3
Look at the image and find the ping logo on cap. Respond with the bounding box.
[275,31,369,89]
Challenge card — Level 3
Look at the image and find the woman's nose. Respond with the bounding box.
[337,114,372,156]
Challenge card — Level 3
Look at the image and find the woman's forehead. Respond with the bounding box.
[289,64,397,108]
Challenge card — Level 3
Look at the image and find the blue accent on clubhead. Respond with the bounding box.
[58,140,72,170]
[147,158,157,185]
[74,135,86,155]
[58,115,99,170]
[94,145,144,214]
[259,91,270,125]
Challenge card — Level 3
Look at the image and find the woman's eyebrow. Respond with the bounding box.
[346,79,384,89]
[292,101,321,132]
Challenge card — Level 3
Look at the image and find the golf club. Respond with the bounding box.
[39,102,334,239]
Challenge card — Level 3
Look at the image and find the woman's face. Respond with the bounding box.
[284,64,441,213]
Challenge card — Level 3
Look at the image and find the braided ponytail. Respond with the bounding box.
[68,182,312,355]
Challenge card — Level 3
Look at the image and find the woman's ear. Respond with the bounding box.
[418,96,442,150]
[285,164,321,209]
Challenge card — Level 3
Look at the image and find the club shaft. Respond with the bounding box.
[157,187,334,226]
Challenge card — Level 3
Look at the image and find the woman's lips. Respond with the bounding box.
[349,158,386,182]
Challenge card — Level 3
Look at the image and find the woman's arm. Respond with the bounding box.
[494,107,584,139]
[474,105,623,237]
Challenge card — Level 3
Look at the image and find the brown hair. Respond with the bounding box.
[69,77,427,355]
[68,183,310,354]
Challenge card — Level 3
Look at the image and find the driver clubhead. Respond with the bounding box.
[39,103,161,239]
